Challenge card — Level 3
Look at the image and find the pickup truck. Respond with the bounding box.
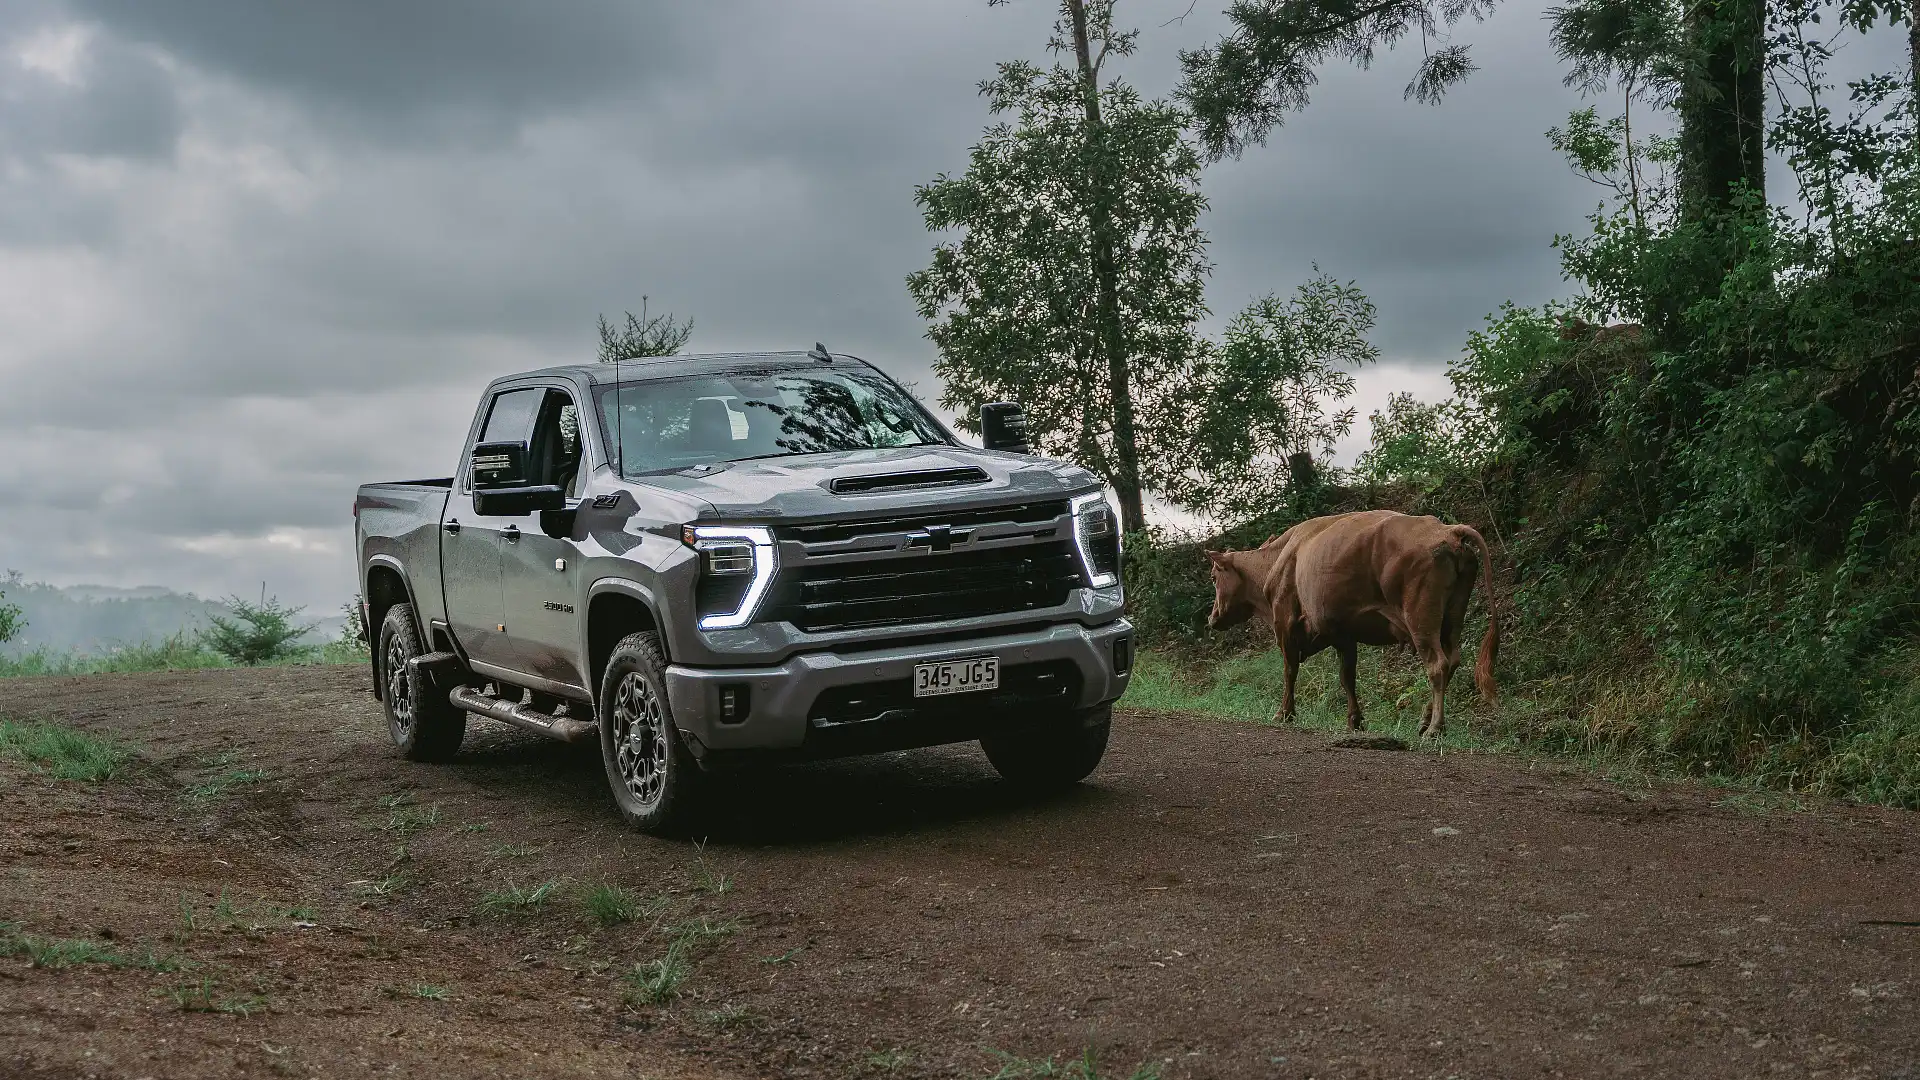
[354,346,1132,832]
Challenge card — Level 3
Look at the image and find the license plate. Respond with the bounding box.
[913,656,999,698]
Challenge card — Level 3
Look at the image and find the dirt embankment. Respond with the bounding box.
[2,665,1917,1079]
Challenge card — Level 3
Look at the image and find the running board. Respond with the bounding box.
[448,685,598,745]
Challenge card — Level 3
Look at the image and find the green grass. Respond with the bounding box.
[0,634,369,679]
[184,766,269,804]
[478,880,563,917]
[583,883,665,926]
[411,983,449,1000]
[0,923,182,971]
[867,1048,912,1073]
[987,1049,1161,1080]
[622,939,690,1005]
[0,718,136,781]
[166,975,268,1015]
[383,805,441,837]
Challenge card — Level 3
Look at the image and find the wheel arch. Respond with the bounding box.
[586,578,666,703]
[364,557,415,702]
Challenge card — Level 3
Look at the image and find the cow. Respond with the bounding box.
[1203,510,1500,737]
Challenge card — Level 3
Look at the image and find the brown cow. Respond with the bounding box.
[1203,510,1500,737]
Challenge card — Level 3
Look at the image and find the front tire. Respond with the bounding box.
[598,632,701,834]
[980,705,1112,791]
[378,603,466,762]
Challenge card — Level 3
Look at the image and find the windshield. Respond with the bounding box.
[596,365,951,476]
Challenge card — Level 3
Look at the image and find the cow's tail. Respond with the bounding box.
[1454,525,1500,705]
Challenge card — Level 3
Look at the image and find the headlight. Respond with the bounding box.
[682,525,777,630]
[1070,493,1120,589]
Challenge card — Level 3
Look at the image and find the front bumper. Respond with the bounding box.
[664,618,1133,756]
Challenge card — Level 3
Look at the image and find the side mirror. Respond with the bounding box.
[980,402,1029,454]
[471,440,566,516]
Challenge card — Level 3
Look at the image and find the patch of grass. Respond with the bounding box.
[478,880,562,917]
[179,889,246,931]
[760,945,804,965]
[284,903,317,922]
[690,840,732,895]
[0,632,368,680]
[0,924,182,972]
[184,766,269,804]
[458,821,493,833]
[665,915,740,944]
[486,843,537,859]
[700,1003,762,1030]
[383,804,440,837]
[988,1049,1161,1080]
[166,976,268,1015]
[868,1048,911,1073]
[0,719,135,781]
[583,883,662,926]
[622,939,690,1005]
[351,874,412,899]
[411,983,449,1000]
[1714,790,1809,816]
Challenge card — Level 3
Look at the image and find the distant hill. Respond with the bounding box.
[0,578,347,657]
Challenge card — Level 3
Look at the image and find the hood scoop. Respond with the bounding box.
[828,466,990,495]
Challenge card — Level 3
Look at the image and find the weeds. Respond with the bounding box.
[664,915,740,944]
[0,719,134,781]
[691,839,731,895]
[622,939,690,1005]
[486,843,537,859]
[167,976,268,1016]
[867,1048,911,1073]
[478,880,562,917]
[701,1004,762,1030]
[988,1049,1161,1080]
[383,805,440,838]
[0,923,182,971]
[583,883,664,926]
[184,766,269,804]
[351,874,412,899]
[412,984,449,1000]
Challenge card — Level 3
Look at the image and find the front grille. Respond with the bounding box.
[809,660,1081,726]
[764,540,1081,633]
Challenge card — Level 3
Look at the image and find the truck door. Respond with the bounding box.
[444,386,545,671]
[498,388,586,690]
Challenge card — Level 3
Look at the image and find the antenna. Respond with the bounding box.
[615,357,627,478]
[809,342,833,363]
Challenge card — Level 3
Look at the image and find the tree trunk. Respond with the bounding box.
[1910,16,1919,149]
[1066,0,1148,534]
[1677,0,1767,223]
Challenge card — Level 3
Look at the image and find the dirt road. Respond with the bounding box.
[1,665,1916,1079]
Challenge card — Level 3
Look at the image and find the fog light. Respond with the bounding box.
[1112,637,1132,676]
[718,683,751,724]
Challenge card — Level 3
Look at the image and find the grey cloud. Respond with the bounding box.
[0,0,1611,611]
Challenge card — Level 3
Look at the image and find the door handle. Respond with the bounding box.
[502,524,520,543]
[444,519,461,534]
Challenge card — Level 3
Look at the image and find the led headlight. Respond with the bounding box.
[682,525,777,630]
[1070,492,1120,589]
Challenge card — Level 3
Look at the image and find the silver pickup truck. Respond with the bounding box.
[354,347,1132,832]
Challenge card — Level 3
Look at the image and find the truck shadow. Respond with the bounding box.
[448,725,1108,847]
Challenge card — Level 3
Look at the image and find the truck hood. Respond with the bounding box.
[627,445,1100,521]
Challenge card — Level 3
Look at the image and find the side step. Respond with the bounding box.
[448,685,598,745]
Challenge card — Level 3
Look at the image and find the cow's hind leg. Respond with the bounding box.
[1338,642,1364,731]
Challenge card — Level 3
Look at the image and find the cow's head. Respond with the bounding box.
[1204,549,1258,631]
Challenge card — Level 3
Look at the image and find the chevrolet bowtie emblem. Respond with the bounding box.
[906,525,971,553]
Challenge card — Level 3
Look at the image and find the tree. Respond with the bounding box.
[597,297,693,362]
[198,593,316,667]
[1177,0,1499,160]
[0,571,24,645]
[1169,275,1379,519]
[910,0,1211,532]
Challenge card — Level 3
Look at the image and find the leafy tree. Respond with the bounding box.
[340,594,369,651]
[597,297,693,362]
[1170,275,1378,518]
[0,571,23,645]
[910,0,1211,532]
[1177,0,1499,160]
[197,594,316,667]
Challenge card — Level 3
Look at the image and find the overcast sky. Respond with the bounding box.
[0,0,1641,611]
